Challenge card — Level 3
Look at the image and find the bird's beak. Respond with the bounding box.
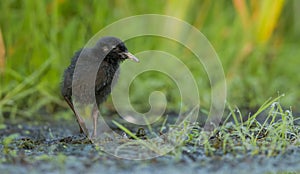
[124,52,139,62]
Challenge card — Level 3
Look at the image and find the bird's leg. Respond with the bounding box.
[92,105,99,138]
[64,96,89,136]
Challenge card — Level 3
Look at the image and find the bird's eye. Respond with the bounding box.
[117,44,127,52]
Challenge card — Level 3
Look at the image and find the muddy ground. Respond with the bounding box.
[1,116,300,174]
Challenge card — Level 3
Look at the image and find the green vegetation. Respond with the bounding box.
[107,95,299,158]
[200,96,299,156]
[0,0,299,119]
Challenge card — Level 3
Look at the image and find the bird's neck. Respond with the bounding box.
[104,53,123,65]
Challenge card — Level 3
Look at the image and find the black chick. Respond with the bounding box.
[61,36,139,137]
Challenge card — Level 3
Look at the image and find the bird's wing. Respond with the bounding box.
[95,64,110,93]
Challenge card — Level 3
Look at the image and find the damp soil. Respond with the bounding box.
[1,115,300,174]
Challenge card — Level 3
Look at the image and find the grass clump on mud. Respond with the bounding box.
[89,95,300,159]
[199,97,299,157]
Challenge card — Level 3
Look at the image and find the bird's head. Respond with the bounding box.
[95,36,139,64]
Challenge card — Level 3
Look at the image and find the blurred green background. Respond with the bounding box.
[0,0,299,122]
